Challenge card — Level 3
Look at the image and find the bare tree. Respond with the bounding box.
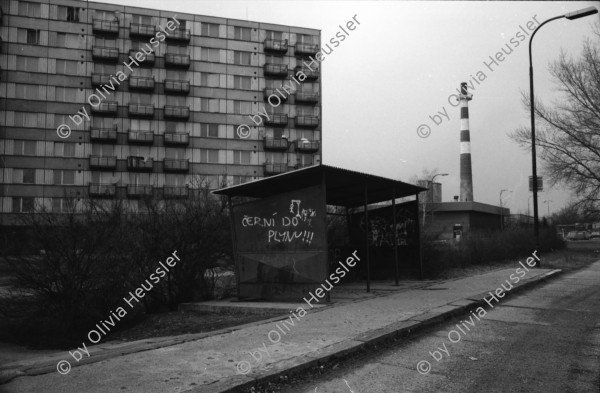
[511,25,600,214]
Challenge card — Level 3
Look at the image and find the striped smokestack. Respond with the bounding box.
[459,82,473,202]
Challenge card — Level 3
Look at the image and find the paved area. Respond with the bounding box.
[280,260,600,393]
[0,265,560,393]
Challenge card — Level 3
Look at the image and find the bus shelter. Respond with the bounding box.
[212,164,425,301]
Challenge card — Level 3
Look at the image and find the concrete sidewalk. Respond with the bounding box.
[0,266,561,393]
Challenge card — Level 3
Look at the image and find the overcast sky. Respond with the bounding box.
[99,0,598,216]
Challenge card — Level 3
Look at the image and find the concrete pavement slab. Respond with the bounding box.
[0,266,562,393]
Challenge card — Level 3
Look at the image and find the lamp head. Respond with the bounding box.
[565,7,598,20]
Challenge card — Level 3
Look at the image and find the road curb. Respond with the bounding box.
[202,268,563,393]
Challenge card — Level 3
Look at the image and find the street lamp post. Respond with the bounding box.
[500,189,511,230]
[528,6,597,267]
[422,173,448,228]
[543,200,553,217]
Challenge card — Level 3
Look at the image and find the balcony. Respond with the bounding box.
[90,127,117,142]
[164,105,190,120]
[264,63,288,77]
[295,115,319,128]
[264,39,288,54]
[296,140,320,153]
[128,131,154,145]
[164,79,190,95]
[89,155,117,170]
[295,43,319,56]
[128,103,154,118]
[264,163,288,176]
[90,101,118,115]
[89,183,116,197]
[129,23,156,38]
[127,156,154,172]
[295,92,319,104]
[294,65,319,80]
[166,28,191,42]
[264,138,289,151]
[91,73,113,87]
[129,49,154,66]
[264,114,288,126]
[92,19,119,35]
[128,76,155,91]
[164,132,190,146]
[164,159,189,173]
[163,186,189,199]
[92,46,119,62]
[263,88,287,102]
[165,53,190,69]
[127,185,153,198]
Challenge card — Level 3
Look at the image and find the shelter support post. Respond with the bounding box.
[364,181,371,293]
[392,189,399,285]
[227,196,241,299]
[416,194,424,279]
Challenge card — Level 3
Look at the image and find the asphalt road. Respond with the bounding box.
[280,260,600,393]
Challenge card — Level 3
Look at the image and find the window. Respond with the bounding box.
[92,144,114,156]
[233,51,251,65]
[268,128,285,139]
[233,150,251,165]
[14,140,36,155]
[58,6,79,22]
[16,57,40,72]
[26,29,41,44]
[56,33,80,49]
[132,14,152,25]
[54,87,77,103]
[200,73,220,87]
[95,37,116,48]
[199,98,218,112]
[200,149,219,163]
[18,2,41,17]
[299,154,314,167]
[165,174,186,187]
[13,169,35,184]
[14,112,40,128]
[233,75,252,90]
[52,198,70,213]
[201,23,219,37]
[201,48,220,62]
[166,44,187,55]
[200,123,219,137]
[67,6,78,22]
[233,100,252,115]
[92,117,118,130]
[56,59,78,75]
[297,34,316,44]
[297,106,316,116]
[232,175,252,185]
[53,170,75,185]
[130,93,152,105]
[234,26,251,41]
[266,30,283,40]
[94,11,117,21]
[265,55,283,64]
[54,142,76,157]
[199,99,209,112]
[15,84,40,100]
[12,197,35,213]
[93,63,116,75]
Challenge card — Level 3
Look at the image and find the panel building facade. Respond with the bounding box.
[0,0,322,225]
